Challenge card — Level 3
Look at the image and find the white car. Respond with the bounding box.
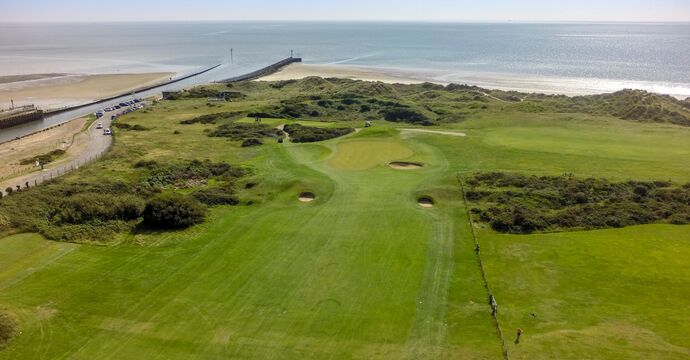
[96,123,103,129]
[103,128,112,136]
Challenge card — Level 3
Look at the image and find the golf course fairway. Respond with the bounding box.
[1,80,689,359]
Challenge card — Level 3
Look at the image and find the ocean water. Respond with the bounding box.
[1,21,689,98]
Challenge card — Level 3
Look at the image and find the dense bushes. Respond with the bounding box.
[143,193,206,229]
[0,311,17,348]
[465,172,690,234]
[0,181,155,241]
[145,160,245,188]
[380,107,431,125]
[208,123,279,141]
[241,138,263,147]
[180,111,243,125]
[282,124,354,143]
[0,160,246,241]
[191,187,239,205]
[112,123,150,131]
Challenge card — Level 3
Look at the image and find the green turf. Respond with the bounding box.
[1,80,689,359]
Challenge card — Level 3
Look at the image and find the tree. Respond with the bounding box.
[143,193,206,229]
[5,187,12,195]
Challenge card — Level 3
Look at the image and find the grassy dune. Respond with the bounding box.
[0,79,689,359]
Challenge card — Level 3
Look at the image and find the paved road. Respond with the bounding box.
[0,107,122,196]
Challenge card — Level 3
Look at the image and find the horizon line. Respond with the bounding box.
[1,19,690,24]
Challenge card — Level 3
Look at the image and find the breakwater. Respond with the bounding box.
[218,57,302,83]
[45,64,222,115]
[0,105,44,129]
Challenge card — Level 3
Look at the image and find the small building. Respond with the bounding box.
[162,91,181,100]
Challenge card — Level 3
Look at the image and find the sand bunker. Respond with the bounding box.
[418,197,435,208]
[401,129,467,137]
[389,161,423,170]
[298,192,316,202]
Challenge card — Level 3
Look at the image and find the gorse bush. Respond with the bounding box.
[465,172,690,234]
[0,311,17,347]
[191,187,239,205]
[208,123,279,141]
[145,160,244,188]
[143,193,206,229]
[180,111,243,125]
[282,124,354,143]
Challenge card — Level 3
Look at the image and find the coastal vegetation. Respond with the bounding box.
[282,123,354,142]
[0,77,689,359]
[466,172,690,234]
[18,149,65,165]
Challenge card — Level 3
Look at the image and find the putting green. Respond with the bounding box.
[327,139,415,171]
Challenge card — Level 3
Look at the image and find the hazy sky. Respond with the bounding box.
[1,0,689,22]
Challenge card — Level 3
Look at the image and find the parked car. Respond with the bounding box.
[104,128,112,135]
[114,105,121,109]
[96,123,103,129]
[95,112,103,118]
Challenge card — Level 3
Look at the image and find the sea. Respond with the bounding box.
[0,21,689,141]
[1,21,689,97]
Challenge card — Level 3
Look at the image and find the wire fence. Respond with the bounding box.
[459,175,510,360]
[0,143,111,197]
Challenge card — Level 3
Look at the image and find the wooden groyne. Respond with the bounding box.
[45,64,222,115]
[218,57,302,83]
[0,105,44,129]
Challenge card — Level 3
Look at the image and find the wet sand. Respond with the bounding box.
[0,72,174,109]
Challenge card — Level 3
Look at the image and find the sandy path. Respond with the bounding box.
[0,117,87,179]
[0,72,173,109]
[0,107,120,196]
[400,128,467,137]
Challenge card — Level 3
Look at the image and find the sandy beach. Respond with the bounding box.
[260,63,425,85]
[0,72,174,109]
[261,63,690,99]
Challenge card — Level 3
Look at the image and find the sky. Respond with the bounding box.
[0,0,689,22]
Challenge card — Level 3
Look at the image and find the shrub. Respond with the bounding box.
[208,123,279,141]
[133,160,158,169]
[143,193,206,229]
[0,311,17,347]
[4,188,12,195]
[241,138,263,147]
[180,112,242,125]
[381,108,428,124]
[466,172,690,234]
[191,188,239,205]
[282,124,354,143]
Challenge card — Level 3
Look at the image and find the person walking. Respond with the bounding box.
[515,328,523,344]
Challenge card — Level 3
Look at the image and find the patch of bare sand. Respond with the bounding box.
[259,63,425,84]
[389,161,423,170]
[418,197,435,208]
[401,128,466,137]
[0,117,87,178]
[0,72,173,109]
[299,192,316,202]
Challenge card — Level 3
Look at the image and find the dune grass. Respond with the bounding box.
[0,79,689,359]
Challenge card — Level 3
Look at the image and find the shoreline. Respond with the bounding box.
[0,72,175,110]
[260,63,690,99]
